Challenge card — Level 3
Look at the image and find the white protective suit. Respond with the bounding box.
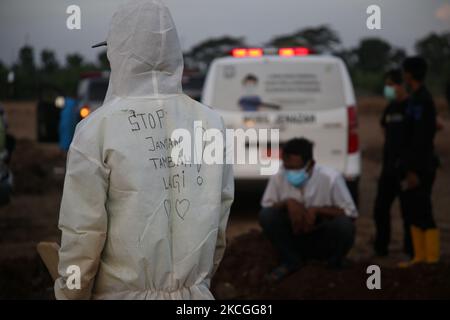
[54,0,234,300]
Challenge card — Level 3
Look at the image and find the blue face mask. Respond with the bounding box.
[383,85,396,101]
[285,167,310,188]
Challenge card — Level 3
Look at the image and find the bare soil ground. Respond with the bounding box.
[0,98,449,299]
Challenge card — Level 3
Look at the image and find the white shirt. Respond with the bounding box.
[261,164,358,218]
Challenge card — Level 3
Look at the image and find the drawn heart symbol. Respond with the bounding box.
[175,199,190,220]
[164,199,171,218]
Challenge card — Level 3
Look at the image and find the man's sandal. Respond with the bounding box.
[264,265,295,283]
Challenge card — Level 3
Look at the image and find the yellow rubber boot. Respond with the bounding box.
[424,229,440,264]
[398,226,425,268]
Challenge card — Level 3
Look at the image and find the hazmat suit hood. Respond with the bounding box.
[105,0,183,100]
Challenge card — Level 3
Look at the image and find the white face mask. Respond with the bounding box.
[384,85,397,101]
[285,161,311,188]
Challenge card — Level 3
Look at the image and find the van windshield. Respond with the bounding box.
[210,59,347,111]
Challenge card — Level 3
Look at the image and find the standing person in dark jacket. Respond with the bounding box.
[446,82,450,113]
[373,69,412,257]
[398,57,439,267]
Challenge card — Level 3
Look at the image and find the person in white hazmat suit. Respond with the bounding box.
[54,0,234,300]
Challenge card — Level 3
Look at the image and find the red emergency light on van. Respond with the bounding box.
[278,47,310,57]
[231,48,263,58]
[231,47,310,58]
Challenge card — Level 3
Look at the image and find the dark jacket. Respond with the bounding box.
[401,85,437,175]
[380,98,408,173]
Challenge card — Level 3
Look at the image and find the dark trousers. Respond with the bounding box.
[373,171,412,256]
[259,207,355,269]
[403,169,436,230]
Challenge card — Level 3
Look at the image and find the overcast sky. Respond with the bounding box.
[0,0,449,66]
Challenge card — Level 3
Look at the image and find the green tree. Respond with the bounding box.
[66,53,83,69]
[186,36,246,71]
[40,49,59,74]
[0,61,8,99]
[354,38,392,72]
[268,34,306,48]
[267,25,341,54]
[349,38,407,94]
[19,46,36,74]
[15,46,37,98]
[98,50,110,70]
[415,32,450,90]
[335,48,358,70]
[390,48,407,66]
[60,53,85,96]
[295,25,341,53]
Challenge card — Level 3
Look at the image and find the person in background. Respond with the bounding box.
[58,97,78,153]
[446,82,450,113]
[373,69,412,257]
[0,103,14,206]
[0,103,15,164]
[54,0,234,299]
[259,138,357,281]
[398,57,439,267]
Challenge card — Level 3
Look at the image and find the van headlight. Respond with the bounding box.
[54,96,65,108]
[80,105,91,118]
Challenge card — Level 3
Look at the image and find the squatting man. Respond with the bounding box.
[260,138,358,281]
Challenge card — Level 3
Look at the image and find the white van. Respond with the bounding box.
[201,48,361,200]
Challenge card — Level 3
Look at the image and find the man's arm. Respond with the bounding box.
[261,175,281,208]
[311,206,345,218]
[329,174,358,219]
[380,104,389,129]
[285,198,307,234]
[272,199,288,210]
[54,145,109,300]
[301,205,347,234]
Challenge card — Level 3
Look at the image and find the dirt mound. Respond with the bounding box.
[0,139,64,299]
[0,250,54,300]
[211,230,450,300]
[10,139,65,194]
[1,100,449,299]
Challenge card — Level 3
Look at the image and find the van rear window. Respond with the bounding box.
[210,60,346,111]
